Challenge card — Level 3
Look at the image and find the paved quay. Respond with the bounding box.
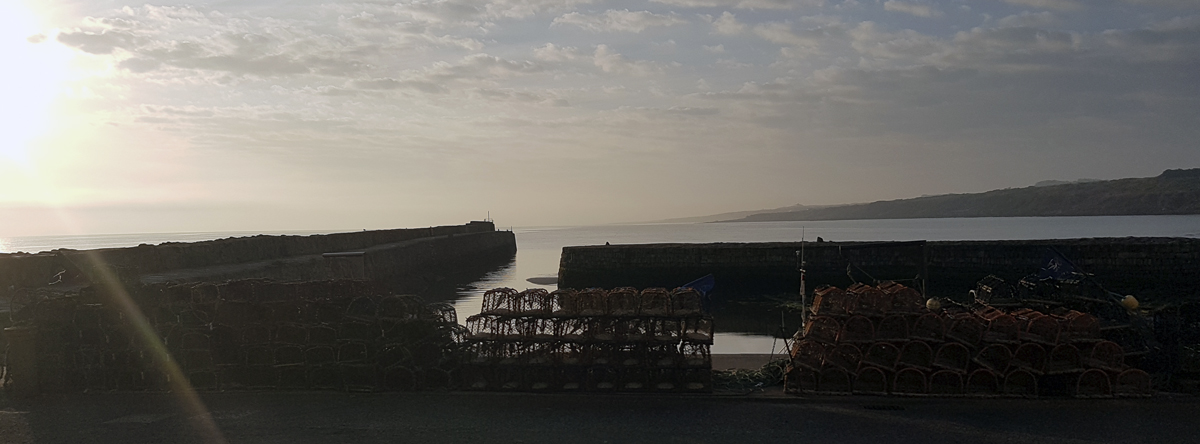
[1,390,1197,444]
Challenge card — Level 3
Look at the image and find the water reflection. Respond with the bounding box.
[440,258,802,354]
[713,333,788,355]
[448,258,521,322]
[709,298,805,338]
[408,253,520,305]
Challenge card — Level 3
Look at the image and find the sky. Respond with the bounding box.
[1,0,1198,236]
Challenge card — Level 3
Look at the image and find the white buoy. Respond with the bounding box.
[926,298,941,311]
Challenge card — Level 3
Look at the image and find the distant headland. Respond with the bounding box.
[717,168,1200,223]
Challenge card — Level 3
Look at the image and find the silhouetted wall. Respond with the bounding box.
[559,238,1200,302]
[134,230,517,289]
[0,221,504,291]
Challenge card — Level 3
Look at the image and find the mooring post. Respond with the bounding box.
[3,326,38,399]
[797,249,808,333]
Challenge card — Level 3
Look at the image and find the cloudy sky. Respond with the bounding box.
[1,0,1198,236]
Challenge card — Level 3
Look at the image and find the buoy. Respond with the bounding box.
[926,298,942,311]
[1121,295,1139,310]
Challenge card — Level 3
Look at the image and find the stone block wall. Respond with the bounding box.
[364,230,516,287]
[0,221,499,291]
[559,238,1200,302]
[133,230,518,288]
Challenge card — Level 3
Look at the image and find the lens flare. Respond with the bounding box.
[82,250,229,443]
[0,4,226,441]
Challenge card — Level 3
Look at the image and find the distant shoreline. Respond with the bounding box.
[709,213,1200,224]
[717,169,1200,223]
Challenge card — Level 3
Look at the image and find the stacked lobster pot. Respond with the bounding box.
[11,279,467,393]
[785,282,1153,398]
[462,287,714,392]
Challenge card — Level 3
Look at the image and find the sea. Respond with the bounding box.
[4,215,1199,354]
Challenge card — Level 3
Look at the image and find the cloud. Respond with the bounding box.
[996,11,1058,28]
[711,11,746,35]
[883,1,944,18]
[56,29,141,54]
[24,0,1200,231]
[692,14,1198,142]
[1102,16,1200,62]
[340,53,550,93]
[593,44,667,75]
[533,43,585,61]
[350,78,450,94]
[753,22,808,45]
[652,0,823,10]
[426,53,546,80]
[60,15,345,77]
[471,88,568,106]
[143,105,216,117]
[850,21,945,60]
[1121,0,1200,6]
[333,0,598,24]
[1123,0,1200,5]
[117,57,161,73]
[1001,0,1084,11]
[134,116,175,124]
[169,52,314,76]
[56,4,493,80]
[664,106,720,115]
[483,0,599,19]
[310,86,360,96]
[946,26,1082,65]
[553,9,689,32]
[753,21,844,48]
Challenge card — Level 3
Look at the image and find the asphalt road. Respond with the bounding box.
[1,391,1197,444]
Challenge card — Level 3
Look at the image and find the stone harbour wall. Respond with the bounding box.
[558,238,1200,302]
[134,230,517,289]
[0,221,501,291]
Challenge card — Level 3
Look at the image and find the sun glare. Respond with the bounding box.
[0,1,73,169]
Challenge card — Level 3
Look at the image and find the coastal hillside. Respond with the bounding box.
[724,168,1200,223]
[653,204,816,223]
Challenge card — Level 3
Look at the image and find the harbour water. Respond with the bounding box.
[4,215,1199,353]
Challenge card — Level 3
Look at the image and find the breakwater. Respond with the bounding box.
[558,238,1200,302]
[0,221,514,292]
[1,222,517,395]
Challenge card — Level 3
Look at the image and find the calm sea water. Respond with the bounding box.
[4,215,1199,354]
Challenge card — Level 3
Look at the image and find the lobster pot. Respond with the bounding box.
[19,279,466,394]
[460,287,715,393]
[788,281,1145,399]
